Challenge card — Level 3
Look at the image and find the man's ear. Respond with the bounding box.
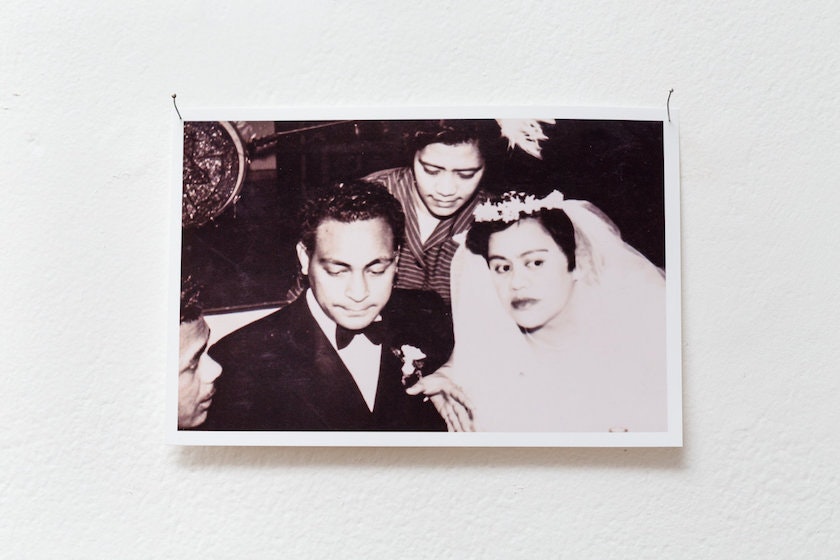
[392,250,400,285]
[296,242,310,275]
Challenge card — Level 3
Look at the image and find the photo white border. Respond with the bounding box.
[168,106,682,447]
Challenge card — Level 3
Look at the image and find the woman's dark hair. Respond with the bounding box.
[298,180,406,254]
[404,119,503,161]
[465,208,577,272]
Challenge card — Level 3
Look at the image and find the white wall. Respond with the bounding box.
[3,1,839,557]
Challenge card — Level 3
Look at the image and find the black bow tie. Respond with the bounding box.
[335,321,386,350]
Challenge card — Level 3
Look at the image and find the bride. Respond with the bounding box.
[413,190,668,432]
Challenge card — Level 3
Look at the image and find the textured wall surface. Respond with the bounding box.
[2,1,839,557]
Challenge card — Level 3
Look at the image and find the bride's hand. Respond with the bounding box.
[406,368,475,432]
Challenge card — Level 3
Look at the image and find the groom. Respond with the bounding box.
[203,181,451,431]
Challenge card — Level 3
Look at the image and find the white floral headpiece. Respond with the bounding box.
[473,190,566,223]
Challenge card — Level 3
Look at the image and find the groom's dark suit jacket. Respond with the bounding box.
[202,289,451,431]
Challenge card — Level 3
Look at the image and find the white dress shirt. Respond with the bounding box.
[305,289,382,411]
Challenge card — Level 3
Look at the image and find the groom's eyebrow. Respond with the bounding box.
[320,256,395,268]
[321,258,350,267]
[365,256,395,268]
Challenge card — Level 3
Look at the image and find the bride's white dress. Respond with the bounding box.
[450,201,668,432]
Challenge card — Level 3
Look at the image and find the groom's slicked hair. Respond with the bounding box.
[298,180,406,255]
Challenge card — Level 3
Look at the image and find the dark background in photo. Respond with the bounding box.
[181,119,664,312]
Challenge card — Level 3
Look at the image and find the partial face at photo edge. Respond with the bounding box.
[298,217,398,331]
[178,317,222,428]
[487,218,577,331]
[412,141,485,219]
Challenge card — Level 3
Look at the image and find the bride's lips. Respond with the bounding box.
[511,298,539,310]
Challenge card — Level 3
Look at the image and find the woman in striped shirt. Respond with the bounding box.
[363,120,499,305]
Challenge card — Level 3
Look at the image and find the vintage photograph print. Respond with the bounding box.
[168,107,682,447]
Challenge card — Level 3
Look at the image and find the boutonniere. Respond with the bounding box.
[392,344,426,387]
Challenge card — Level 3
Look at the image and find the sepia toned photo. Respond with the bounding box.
[168,107,682,447]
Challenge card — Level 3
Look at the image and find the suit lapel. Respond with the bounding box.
[283,298,375,430]
[371,310,414,426]
[369,292,448,432]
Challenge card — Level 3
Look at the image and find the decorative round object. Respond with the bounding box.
[182,121,247,228]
